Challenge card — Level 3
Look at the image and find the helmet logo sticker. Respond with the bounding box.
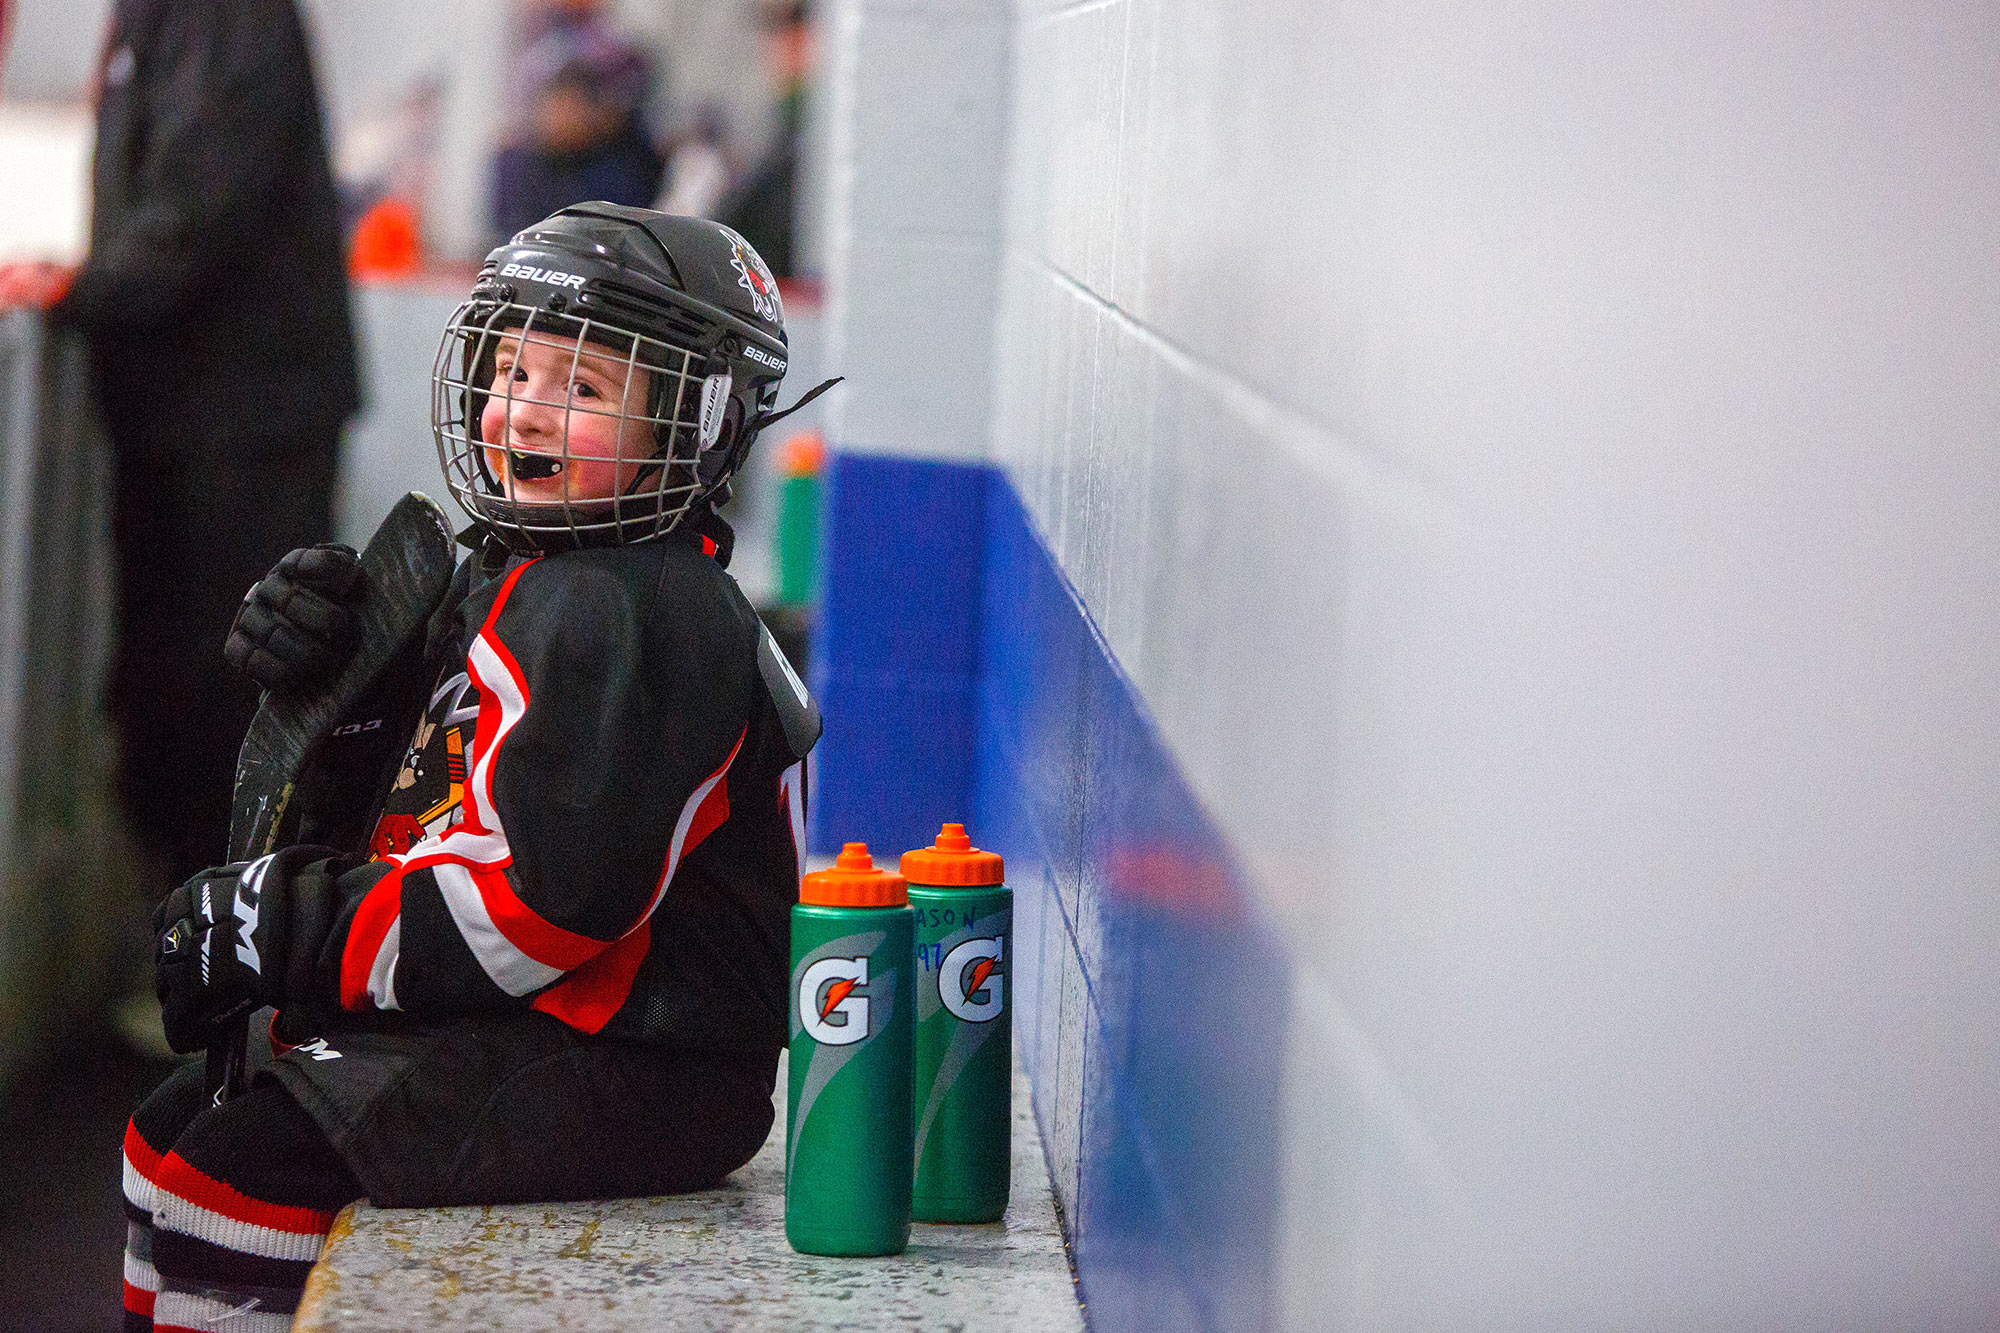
[728,236,783,324]
[698,372,733,449]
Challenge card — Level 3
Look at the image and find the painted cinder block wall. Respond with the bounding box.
[814,1,2000,1329]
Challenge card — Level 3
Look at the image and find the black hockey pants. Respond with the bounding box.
[122,1027,781,1328]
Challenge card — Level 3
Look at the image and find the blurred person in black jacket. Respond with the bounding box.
[489,2,663,245]
[716,0,812,278]
[0,0,359,892]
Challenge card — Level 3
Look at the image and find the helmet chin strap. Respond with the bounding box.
[748,376,843,436]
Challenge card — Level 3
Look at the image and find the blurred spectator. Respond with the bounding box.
[0,0,357,891]
[490,0,663,243]
[334,75,444,240]
[516,0,652,113]
[656,100,736,219]
[716,0,812,278]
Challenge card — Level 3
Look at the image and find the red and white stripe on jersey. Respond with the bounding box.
[432,860,594,995]
[148,1149,339,1264]
[340,865,402,1011]
[779,760,806,883]
[342,560,545,1007]
[523,725,743,1033]
[631,725,742,926]
[338,558,748,1030]
[529,917,652,1032]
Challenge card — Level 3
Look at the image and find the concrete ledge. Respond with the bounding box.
[295,1056,1084,1331]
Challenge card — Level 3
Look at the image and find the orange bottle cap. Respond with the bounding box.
[780,429,827,478]
[900,823,1004,887]
[801,842,908,907]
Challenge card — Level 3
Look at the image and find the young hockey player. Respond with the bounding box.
[123,204,830,1331]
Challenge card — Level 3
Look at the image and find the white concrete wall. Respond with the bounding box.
[992,1,2000,1328]
[817,0,1008,459]
[0,0,112,103]
[335,279,467,547]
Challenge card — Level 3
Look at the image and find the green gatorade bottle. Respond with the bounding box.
[774,430,825,606]
[904,824,1011,1223]
[785,842,915,1256]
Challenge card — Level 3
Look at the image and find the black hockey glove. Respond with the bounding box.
[151,846,342,1054]
[225,544,364,692]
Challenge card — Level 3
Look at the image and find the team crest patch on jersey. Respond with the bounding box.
[369,671,479,860]
[726,231,782,325]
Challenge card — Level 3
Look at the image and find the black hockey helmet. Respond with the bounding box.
[432,202,834,550]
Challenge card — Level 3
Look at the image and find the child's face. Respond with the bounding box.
[480,331,656,506]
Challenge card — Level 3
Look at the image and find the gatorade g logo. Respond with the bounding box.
[787,929,895,1179]
[800,956,871,1045]
[939,937,1003,1022]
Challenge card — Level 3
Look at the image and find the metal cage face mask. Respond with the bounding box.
[430,300,733,550]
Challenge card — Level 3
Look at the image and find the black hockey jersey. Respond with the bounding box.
[312,514,814,1052]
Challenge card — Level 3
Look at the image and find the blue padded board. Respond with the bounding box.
[808,452,988,860]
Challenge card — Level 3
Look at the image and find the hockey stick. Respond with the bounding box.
[206,492,457,1102]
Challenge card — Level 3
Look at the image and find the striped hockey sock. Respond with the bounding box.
[122,1217,159,1332]
[123,1109,174,1333]
[146,1141,344,1332]
[121,1065,360,1332]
